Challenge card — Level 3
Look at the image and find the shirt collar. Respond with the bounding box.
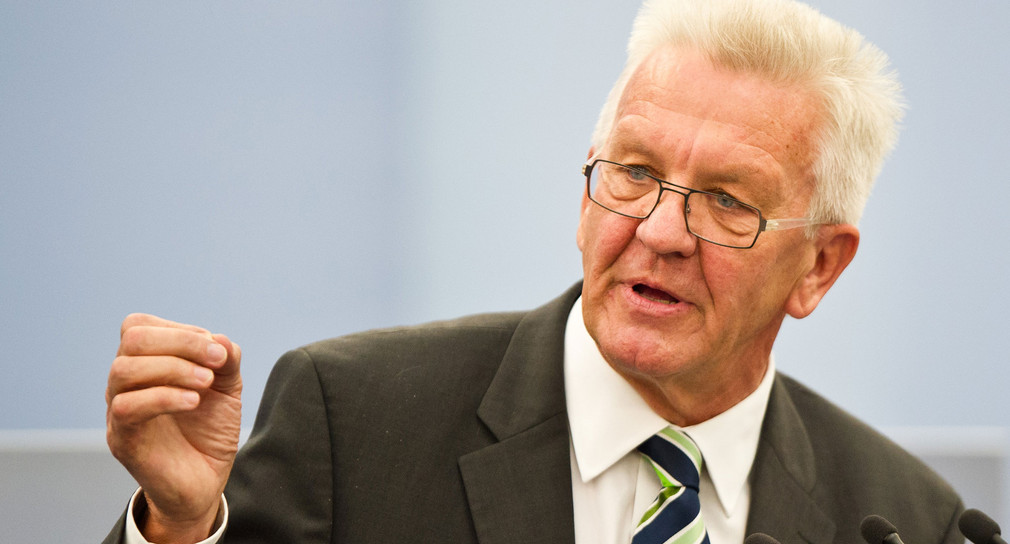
[564,296,775,516]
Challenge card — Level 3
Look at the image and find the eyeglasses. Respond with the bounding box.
[582,159,814,249]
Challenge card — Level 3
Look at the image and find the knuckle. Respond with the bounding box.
[105,425,137,466]
[121,313,150,337]
[107,355,132,386]
[107,393,135,422]
[119,326,148,355]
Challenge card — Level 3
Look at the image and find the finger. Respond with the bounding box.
[107,386,201,428]
[107,355,216,402]
[121,313,212,340]
[211,334,241,373]
[118,326,229,369]
[209,334,242,393]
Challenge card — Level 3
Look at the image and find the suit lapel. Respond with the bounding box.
[457,287,833,544]
[458,283,582,544]
[746,374,835,544]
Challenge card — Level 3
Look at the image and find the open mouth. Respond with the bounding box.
[633,284,679,305]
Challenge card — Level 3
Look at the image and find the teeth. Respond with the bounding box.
[641,293,675,304]
[634,284,677,304]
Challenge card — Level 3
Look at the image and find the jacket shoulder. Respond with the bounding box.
[298,311,525,365]
[775,374,963,542]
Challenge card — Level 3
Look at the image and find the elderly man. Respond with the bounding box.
[104,0,963,543]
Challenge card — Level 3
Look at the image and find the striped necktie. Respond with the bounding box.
[633,427,710,544]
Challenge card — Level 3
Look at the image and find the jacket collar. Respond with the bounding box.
[459,282,582,544]
[745,374,835,544]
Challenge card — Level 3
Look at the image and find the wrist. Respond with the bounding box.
[136,491,222,544]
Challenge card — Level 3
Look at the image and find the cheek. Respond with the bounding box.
[580,211,639,272]
[700,253,748,306]
[704,248,780,299]
[707,248,802,316]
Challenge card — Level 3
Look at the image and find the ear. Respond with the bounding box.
[785,224,859,319]
[576,147,596,252]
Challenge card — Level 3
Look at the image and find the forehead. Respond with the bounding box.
[607,47,822,206]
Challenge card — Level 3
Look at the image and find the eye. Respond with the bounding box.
[702,192,756,217]
[715,194,741,209]
[623,165,652,182]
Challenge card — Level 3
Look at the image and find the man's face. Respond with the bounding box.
[577,46,825,411]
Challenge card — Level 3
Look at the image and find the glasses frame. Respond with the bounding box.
[582,159,815,249]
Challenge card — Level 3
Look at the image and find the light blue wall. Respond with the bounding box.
[4,0,1010,539]
[3,0,1009,437]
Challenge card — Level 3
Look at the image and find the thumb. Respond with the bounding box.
[210,333,242,393]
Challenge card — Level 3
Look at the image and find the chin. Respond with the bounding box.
[595,328,691,379]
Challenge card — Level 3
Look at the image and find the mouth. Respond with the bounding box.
[632,283,680,305]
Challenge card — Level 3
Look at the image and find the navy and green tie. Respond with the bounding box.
[633,427,710,544]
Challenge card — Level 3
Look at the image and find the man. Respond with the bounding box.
[104,0,964,543]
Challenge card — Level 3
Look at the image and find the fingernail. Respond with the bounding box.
[194,366,214,383]
[207,343,227,362]
[182,390,200,407]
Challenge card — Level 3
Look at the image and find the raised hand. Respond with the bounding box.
[106,314,242,543]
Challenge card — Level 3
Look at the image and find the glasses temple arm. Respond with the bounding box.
[762,217,814,232]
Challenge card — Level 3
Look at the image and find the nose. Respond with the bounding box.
[635,189,698,256]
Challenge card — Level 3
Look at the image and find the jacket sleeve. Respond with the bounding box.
[223,348,334,543]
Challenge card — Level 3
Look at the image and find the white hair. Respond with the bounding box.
[592,0,905,226]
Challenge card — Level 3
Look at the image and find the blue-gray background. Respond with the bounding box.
[5,1,1010,540]
[3,1,1009,439]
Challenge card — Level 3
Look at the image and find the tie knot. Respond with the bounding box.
[637,427,703,491]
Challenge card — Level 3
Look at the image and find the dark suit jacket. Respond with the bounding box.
[105,282,963,543]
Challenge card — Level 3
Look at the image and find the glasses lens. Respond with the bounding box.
[686,192,761,248]
[587,161,658,218]
[585,160,763,248]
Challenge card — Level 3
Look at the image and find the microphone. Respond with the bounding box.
[744,533,782,544]
[959,508,1009,544]
[861,514,906,544]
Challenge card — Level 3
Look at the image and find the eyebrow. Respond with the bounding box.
[605,140,776,186]
[602,137,669,171]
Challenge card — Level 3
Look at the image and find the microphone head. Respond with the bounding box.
[960,508,1002,544]
[744,533,782,544]
[861,514,900,544]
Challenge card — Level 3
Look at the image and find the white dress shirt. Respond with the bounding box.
[127,296,774,544]
[565,297,775,544]
[124,488,226,544]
